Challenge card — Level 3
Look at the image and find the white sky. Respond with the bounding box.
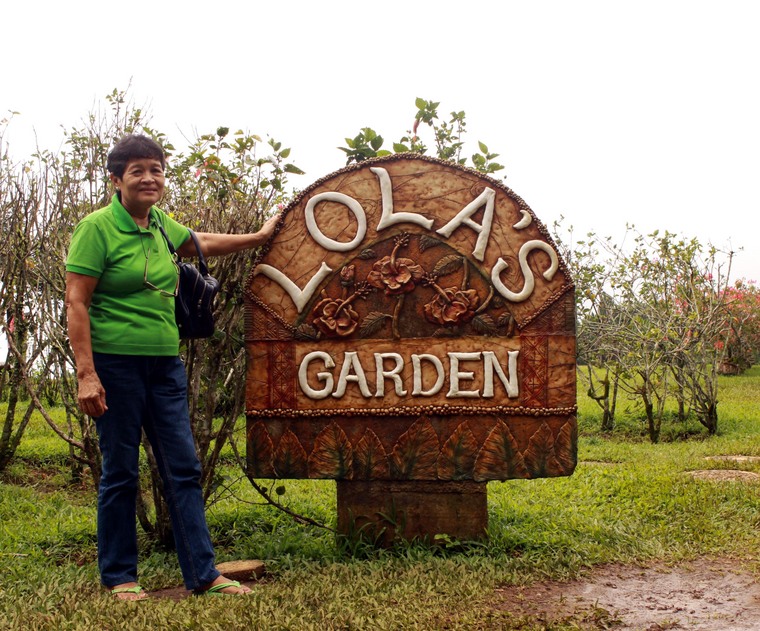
[2,0,759,308]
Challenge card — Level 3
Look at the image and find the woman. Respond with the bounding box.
[65,134,279,600]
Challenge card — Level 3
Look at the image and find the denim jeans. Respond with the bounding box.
[93,353,220,590]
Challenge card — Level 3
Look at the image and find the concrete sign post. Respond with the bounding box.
[245,155,576,544]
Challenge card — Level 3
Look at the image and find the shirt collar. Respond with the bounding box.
[110,193,160,232]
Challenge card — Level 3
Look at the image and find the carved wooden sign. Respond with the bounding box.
[245,155,576,482]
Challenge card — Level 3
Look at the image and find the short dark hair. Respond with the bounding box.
[107,134,166,178]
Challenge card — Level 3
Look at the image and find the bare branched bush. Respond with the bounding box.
[557,222,736,441]
[0,90,299,548]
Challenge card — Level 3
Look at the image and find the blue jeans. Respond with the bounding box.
[93,353,220,590]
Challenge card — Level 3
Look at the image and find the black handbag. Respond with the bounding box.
[159,226,220,339]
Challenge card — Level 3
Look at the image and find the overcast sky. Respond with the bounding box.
[2,0,759,294]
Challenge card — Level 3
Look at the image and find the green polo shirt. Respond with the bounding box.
[66,195,191,355]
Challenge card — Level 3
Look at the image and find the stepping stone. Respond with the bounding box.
[688,470,760,482]
[216,559,266,582]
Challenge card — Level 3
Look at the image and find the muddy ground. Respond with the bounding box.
[490,466,760,630]
[491,556,760,630]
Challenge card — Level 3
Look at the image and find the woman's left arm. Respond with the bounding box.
[177,213,281,258]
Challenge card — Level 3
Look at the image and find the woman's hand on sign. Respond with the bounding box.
[257,212,282,241]
[179,211,283,258]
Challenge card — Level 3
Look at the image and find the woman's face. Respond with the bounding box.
[110,158,165,215]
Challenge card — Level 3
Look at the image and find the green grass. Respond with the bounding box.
[1,369,759,629]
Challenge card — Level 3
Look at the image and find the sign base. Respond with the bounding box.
[336,480,488,547]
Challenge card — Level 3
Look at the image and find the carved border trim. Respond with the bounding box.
[245,404,577,418]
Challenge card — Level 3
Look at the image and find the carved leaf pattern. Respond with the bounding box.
[473,419,528,481]
[294,324,319,341]
[498,313,517,336]
[523,422,562,478]
[432,254,464,277]
[432,327,459,337]
[472,314,498,335]
[359,311,391,338]
[273,429,309,478]
[419,234,443,252]
[353,429,390,479]
[308,422,354,479]
[391,417,439,479]
[247,421,275,477]
[437,422,478,480]
[554,419,577,475]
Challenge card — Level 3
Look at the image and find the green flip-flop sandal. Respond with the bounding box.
[197,580,249,595]
[111,585,148,600]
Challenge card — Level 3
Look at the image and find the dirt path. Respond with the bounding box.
[491,557,760,630]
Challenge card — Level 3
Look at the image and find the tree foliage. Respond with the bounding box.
[338,97,505,175]
[721,280,760,372]
[556,221,746,441]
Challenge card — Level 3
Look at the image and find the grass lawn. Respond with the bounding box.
[1,368,759,629]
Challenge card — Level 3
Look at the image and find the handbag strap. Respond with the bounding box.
[158,225,210,276]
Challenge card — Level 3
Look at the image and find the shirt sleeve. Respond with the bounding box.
[65,220,107,277]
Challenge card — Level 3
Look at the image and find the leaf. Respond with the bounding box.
[358,248,377,260]
[473,420,528,481]
[432,327,458,337]
[273,429,309,478]
[478,141,488,154]
[279,147,291,159]
[308,422,354,479]
[360,312,391,337]
[419,234,443,252]
[393,143,410,153]
[284,163,305,175]
[554,419,577,475]
[415,97,427,109]
[472,314,497,335]
[432,255,464,277]
[295,324,319,341]
[246,421,275,477]
[497,312,513,326]
[437,422,478,480]
[353,429,390,479]
[391,417,439,479]
[523,423,562,478]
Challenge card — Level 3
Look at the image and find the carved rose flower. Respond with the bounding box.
[311,298,360,338]
[367,256,424,295]
[423,287,480,327]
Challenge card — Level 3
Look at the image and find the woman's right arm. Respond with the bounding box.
[65,272,108,417]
